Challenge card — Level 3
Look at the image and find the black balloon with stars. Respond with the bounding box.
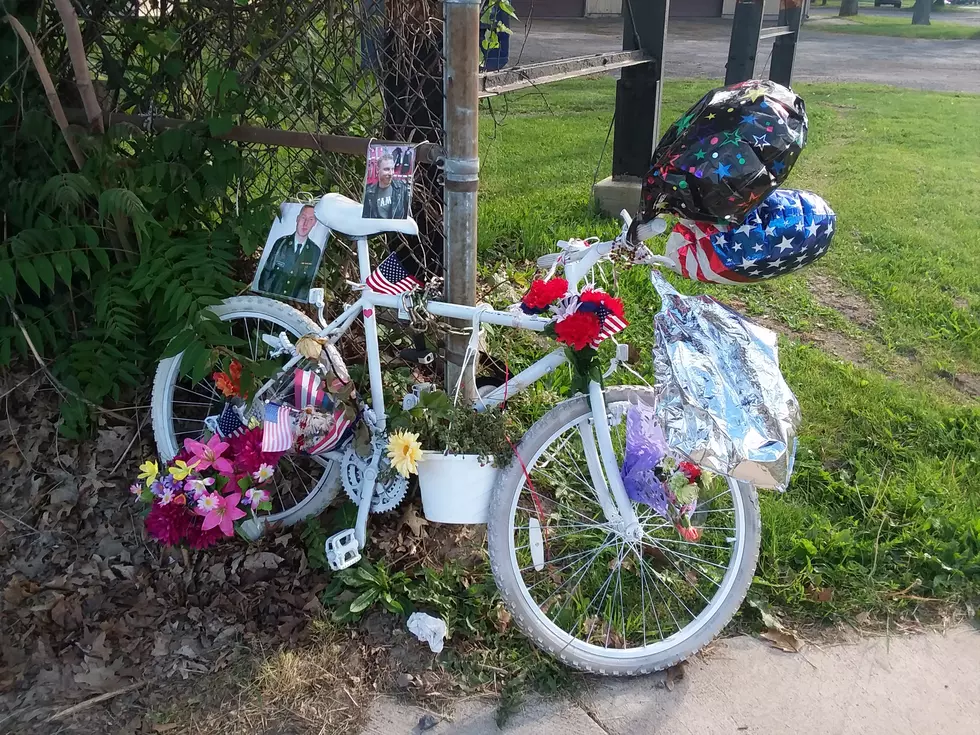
[640,79,808,226]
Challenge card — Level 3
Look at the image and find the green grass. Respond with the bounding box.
[810,14,980,38]
[477,78,980,624]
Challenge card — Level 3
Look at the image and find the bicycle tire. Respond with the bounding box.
[487,385,761,675]
[150,295,341,532]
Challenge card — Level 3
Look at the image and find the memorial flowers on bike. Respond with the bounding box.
[133,425,280,549]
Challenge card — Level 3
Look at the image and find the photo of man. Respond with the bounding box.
[251,203,327,303]
[362,143,415,220]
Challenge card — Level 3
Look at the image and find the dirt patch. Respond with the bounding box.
[805,272,878,331]
[936,370,980,399]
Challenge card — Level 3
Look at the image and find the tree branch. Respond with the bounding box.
[4,14,86,167]
[52,0,104,133]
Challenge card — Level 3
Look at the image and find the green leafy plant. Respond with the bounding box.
[387,389,513,465]
[322,560,414,622]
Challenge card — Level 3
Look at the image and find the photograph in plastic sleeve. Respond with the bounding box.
[362,141,415,219]
[251,202,328,303]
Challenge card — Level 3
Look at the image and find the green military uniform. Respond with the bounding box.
[256,234,321,301]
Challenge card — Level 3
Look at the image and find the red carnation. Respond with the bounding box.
[185,516,224,550]
[678,461,702,482]
[578,289,625,318]
[554,311,601,351]
[227,427,284,479]
[521,278,568,313]
[144,502,194,546]
[675,523,701,542]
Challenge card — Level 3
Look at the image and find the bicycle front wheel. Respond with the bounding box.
[151,295,341,533]
[488,386,760,675]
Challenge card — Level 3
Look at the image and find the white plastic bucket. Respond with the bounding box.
[417,451,498,524]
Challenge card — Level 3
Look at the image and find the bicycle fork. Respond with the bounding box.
[581,381,642,540]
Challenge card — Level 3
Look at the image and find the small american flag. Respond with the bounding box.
[293,369,333,411]
[366,253,422,295]
[304,410,353,456]
[216,402,246,438]
[261,403,294,452]
[591,304,628,348]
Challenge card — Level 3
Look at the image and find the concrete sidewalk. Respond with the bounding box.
[362,625,980,734]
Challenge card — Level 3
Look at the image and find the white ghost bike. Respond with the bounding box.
[151,193,760,675]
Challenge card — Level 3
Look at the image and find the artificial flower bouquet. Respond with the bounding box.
[517,276,629,394]
[621,402,725,541]
[133,429,284,548]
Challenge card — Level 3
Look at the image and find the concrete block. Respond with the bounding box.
[592,176,642,218]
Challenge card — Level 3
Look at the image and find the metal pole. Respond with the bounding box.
[611,0,669,180]
[770,0,804,88]
[443,0,480,402]
[725,0,765,86]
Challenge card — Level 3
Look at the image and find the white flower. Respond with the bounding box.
[197,492,220,513]
[252,464,275,484]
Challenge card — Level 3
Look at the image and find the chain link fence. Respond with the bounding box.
[66,0,447,366]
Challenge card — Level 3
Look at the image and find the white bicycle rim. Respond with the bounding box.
[151,295,340,530]
[488,386,760,675]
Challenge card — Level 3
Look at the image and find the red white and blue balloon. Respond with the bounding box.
[662,189,835,284]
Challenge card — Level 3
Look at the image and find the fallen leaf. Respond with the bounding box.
[243,552,283,571]
[400,504,428,538]
[664,662,685,691]
[494,604,512,634]
[855,611,871,626]
[807,586,834,603]
[760,627,803,653]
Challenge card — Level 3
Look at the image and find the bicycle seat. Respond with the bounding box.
[314,193,419,238]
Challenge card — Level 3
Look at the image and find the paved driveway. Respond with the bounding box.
[508,16,980,93]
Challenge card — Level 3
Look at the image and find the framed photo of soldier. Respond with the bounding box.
[362,142,415,220]
[251,202,328,303]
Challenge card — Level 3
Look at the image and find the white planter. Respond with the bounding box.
[417,451,498,524]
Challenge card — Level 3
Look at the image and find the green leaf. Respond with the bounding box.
[71,249,90,278]
[51,252,73,286]
[349,588,380,614]
[0,261,15,296]
[16,259,41,295]
[207,116,234,137]
[33,255,55,291]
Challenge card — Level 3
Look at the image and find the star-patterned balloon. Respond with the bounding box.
[661,189,835,284]
[640,79,808,225]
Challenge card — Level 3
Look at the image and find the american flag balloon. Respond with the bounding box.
[366,253,422,295]
[663,189,835,284]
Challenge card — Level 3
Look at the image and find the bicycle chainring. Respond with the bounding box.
[340,446,408,514]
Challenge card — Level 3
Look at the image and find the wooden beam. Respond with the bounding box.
[478,50,653,98]
[62,109,443,164]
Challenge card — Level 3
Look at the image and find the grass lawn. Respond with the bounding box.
[477,78,980,627]
[809,14,980,38]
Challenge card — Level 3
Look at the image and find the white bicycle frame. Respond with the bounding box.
[257,223,644,549]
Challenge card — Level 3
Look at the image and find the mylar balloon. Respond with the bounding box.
[660,189,835,284]
[640,79,808,225]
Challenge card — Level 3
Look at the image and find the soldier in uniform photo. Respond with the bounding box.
[255,204,323,301]
[362,153,410,219]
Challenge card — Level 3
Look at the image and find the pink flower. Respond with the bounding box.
[183,435,234,476]
[243,487,270,510]
[144,503,193,546]
[129,483,143,502]
[200,493,247,537]
[675,523,701,542]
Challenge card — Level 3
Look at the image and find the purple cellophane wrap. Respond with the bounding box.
[649,271,800,490]
[620,402,670,517]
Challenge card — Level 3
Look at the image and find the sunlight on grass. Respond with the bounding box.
[478,78,980,623]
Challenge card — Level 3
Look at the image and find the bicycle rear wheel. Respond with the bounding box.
[151,295,341,534]
[487,386,760,675]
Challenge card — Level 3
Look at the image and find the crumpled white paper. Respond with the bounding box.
[407,612,447,653]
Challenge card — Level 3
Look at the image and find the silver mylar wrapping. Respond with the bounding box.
[649,271,800,490]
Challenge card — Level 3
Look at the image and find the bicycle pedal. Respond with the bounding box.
[325,528,361,571]
[398,348,435,365]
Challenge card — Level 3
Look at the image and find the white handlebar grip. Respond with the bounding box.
[635,218,668,242]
